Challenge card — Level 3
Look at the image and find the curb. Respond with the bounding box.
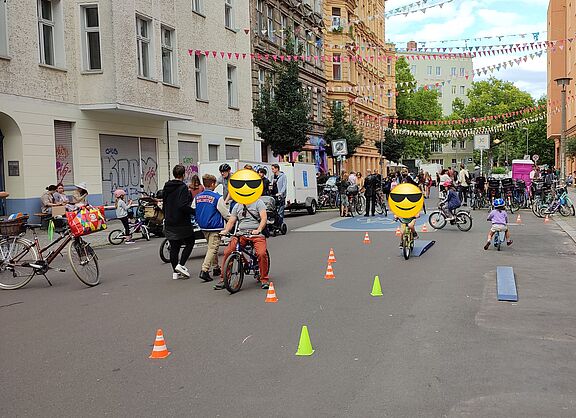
[555,218,576,244]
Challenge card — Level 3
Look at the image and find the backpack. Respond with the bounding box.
[243,205,270,238]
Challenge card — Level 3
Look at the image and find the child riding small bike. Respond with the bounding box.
[394,214,420,247]
[484,198,513,250]
[440,181,461,221]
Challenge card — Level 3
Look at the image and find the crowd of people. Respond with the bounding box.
[40,182,89,214]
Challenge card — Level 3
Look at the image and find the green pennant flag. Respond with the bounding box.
[47,219,54,241]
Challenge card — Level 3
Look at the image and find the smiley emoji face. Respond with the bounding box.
[228,169,264,205]
[388,183,424,219]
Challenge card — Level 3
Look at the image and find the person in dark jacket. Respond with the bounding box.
[163,164,196,280]
[258,168,272,196]
[364,170,377,217]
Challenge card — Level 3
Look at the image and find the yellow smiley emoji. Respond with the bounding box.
[388,183,424,219]
[228,169,264,205]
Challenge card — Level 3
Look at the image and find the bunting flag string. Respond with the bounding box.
[385,0,454,19]
[403,31,547,45]
[380,115,546,138]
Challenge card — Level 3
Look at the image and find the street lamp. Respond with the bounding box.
[555,77,573,182]
[523,127,529,157]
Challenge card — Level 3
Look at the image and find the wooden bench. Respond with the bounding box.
[34,213,52,230]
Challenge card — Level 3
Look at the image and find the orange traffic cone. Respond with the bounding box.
[544,214,550,223]
[363,232,371,244]
[327,248,337,264]
[516,214,522,224]
[421,224,428,233]
[395,226,402,237]
[265,282,278,303]
[149,329,171,359]
[325,264,335,280]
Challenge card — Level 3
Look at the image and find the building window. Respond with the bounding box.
[280,14,288,47]
[38,0,64,67]
[430,141,442,153]
[54,121,75,185]
[192,0,203,15]
[387,89,392,108]
[459,67,465,76]
[430,159,444,165]
[451,85,456,94]
[427,65,432,75]
[208,144,219,161]
[334,100,343,111]
[332,54,341,80]
[451,158,457,166]
[331,7,341,30]
[225,144,240,160]
[195,54,208,100]
[80,5,101,71]
[451,67,456,76]
[136,16,151,78]
[161,26,177,84]
[459,140,466,149]
[178,140,200,183]
[315,36,322,57]
[317,89,323,122]
[435,66,441,76]
[256,0,264,34]
[227,64,238,108]
[460,86,465,95]
[258,68,266,98]
[0,1,7,56]
[452,140,456,149]
[307,86,313,117]
[387,59,392,76]
[267,5,274,41]
[225,0,234,30]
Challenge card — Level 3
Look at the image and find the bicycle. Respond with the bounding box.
[428,204,473,232]
[108,217,150,245]
[492,228,505,251]
[348,192,366,216]
[397,221,414,260]
[221,231,271,294]
[374,190,389,216]
[0,218,99,290]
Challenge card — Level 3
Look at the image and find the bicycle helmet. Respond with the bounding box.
[114,189,126,198]
[219,163,231,172]
[493,198,505,208]
[442,181,452,188]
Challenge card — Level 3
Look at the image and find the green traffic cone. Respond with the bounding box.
[295,325,315,356]
[47,220,54,241]
[371,275,383,297]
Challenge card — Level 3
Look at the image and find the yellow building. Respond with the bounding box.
[324,0,395,175]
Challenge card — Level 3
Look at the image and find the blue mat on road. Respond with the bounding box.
[496,266,518,302]
[332,214,429,231]
[412,240,435,257]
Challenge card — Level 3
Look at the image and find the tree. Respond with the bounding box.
[324,102,363,157]
[252,30,311,160]
[376,131,404,163]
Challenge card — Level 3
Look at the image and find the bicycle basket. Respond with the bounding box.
[0,215,29,236]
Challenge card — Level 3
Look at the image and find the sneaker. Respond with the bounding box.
[175,264,190,278]
[212,267,222,277]
[125,240,135,245]
[398,243,403,248]
[172,272,180,280]
[507,240,513,246]
[483,242,490,250]
[199,270,213,282]
[260,280,270,290]
[213,281,225,290]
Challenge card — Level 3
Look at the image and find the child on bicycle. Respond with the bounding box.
[484,198,512,250]
[114,189,134,244]
[440,182,461,220]
[394,214,420,247]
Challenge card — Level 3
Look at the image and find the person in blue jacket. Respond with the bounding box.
[440,181,462,220]
[194,174,230,282]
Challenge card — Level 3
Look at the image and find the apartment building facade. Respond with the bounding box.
[0,0,254,215]
[547,0,576,176]
[250,0,328,171]
[324,0,395,175]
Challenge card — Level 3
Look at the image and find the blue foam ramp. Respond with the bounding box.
[412,240,435,257]
[497,266,518,302]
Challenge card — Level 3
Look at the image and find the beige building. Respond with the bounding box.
[324,0,395,175]
[0,0,254,215]
[547,0,576,176]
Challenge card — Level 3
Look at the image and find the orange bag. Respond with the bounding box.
[66,206,107,237]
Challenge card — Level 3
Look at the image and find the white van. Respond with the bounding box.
[198,160,318,215]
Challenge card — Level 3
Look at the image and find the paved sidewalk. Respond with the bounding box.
[554,187,576,243]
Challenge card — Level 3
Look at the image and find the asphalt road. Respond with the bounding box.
[2,204,576,417]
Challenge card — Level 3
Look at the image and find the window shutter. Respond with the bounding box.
[54,121,74,185]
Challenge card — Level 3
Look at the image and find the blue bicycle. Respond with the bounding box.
[222,231,270,294]
[492,228,504,251]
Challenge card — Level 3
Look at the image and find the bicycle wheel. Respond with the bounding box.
[223,252,244,294]
[374,198,383,215]
[428,211,446,230]
[402,235,411,260]
[141,225,151,241]
[108,229,125,245]
[559,203,572,217]
[68,239,99,287]
[456,212,473,232]
[356,195,366,215]
[0,237,38,290]
[159,239,170,263]
[506,197,515,214]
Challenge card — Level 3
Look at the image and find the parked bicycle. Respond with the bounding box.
[221,231,271,294]
[0,217,99,290]
[428,203,473,232]
[374,190,389,216]
[108,217,150,245]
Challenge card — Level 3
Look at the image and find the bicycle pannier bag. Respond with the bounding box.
[66,206,107,237]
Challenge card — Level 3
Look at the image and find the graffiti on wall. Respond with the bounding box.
[55,144,74,185]
[181,156,199,184]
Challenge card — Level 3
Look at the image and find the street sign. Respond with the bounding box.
[467,157,473,163]
[474,134,490,150]
[532,154,540,162]
[523,155,530,161]
[332,139,348,157]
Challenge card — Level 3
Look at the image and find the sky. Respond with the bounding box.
[385,0,549,99]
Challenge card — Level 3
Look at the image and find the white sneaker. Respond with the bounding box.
[172,272,180,280]
[175,264,190,278]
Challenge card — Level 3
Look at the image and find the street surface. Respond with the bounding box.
[2,199,576,417]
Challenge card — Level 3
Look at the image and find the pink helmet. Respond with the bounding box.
[114,189,126,198]
[443,181,452,188]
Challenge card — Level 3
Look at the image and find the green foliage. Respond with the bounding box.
[324,102,364,157]
[567,137,576,158]
[491,167,507,175]
[376,131,405,163]
[252,29,311,160]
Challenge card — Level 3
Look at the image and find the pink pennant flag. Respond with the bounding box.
[235,53,240,59]
[220,51,225,58]
[204,50,210,57]
[212,51,217,58]
[242,53,247,59]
